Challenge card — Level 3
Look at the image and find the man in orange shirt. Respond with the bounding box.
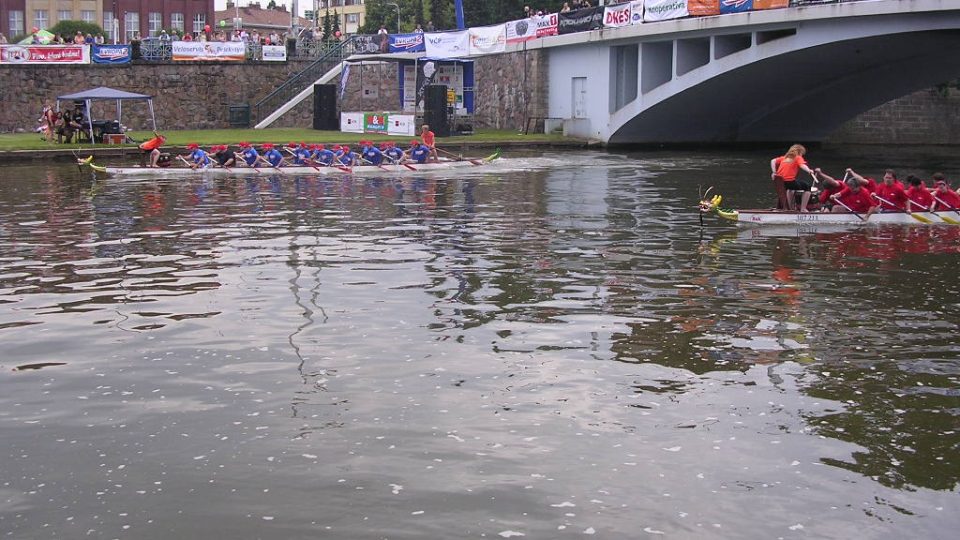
[420,124,439,163]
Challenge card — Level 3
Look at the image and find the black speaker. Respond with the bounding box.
[423,85,450,137]
[313,84,338,130]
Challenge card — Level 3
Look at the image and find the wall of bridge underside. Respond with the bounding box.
[546,12,960,144]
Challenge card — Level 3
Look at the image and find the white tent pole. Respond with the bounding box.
[148,99,156,131]
[86,99,94,144]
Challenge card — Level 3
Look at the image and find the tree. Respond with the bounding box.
[332,10,341,36]
[427,0,455,30]
[414,0,426,28]
[359,0,391,35]
[322,8,332,40]
[48,20,105,40]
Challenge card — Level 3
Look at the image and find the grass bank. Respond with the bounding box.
[0,128,579,155]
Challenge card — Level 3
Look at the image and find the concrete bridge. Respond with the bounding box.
[514,0,960,144]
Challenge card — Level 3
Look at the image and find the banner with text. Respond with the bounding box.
[754,0,789,8]
[341,112,364,133]
[424,31,470,59]
[559,7,604,35]
[388,33,426,53]
[341,112,416,136]
[172,41,245,61]
[644,0,689,22]
[468,24,506,56]
[0,45,89,64]
[720,0,753,14]
[603,3,635,28]
[688,0,720,16]
[261,45,286,61]
[91,44,131,64]
[364,113,388,133]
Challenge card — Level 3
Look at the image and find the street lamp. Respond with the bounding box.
[386,2,400,34]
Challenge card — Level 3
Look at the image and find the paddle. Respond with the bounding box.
[830,196,867,221]
[384,154,416,171]
[177,155,199,170]
[285,148,322,172]
[930,194,960,225]
[437,147,482,165]
[359,156,391,172]
[874,194,934,224]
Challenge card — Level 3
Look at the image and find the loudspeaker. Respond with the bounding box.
[423,85,450,137]
[313,84,338,130]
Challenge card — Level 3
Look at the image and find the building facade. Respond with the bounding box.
[217,1,309,34]
[316,0,365,35]
[1,1,26,39]
[104,1,213,42]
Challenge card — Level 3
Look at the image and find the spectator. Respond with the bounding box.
[561,2,571,12]
[160,29,170,41]
[183,32,192,41]
[414,24,423,33]
[0,32,7,44]
[426,20,435,32]
[84,33,94,45]
[95,34,104,44]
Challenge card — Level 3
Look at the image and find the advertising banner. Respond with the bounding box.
[363,113,388,133]
[341,112,364,133]
[171,41,245,61]
[91,44,131,64]
[688,0,721,16]
[261,45,286,61]
[630,1,645,24]
[424,31,470,58]
[387,114,416,136]
[0,45,89,64]
[402,64,417,111]
[468,24,506,56]
[388,33,426,53]
[644,0,689,22]
[719,0,753,14]
[559,7,604,35]
[603,3,634,28]
[754,0,789,7]
[505,17,536,43]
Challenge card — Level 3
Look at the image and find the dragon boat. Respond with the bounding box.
[77,150,501,176]
[699,193,960,226]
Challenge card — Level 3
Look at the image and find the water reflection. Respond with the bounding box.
[0,153,958,538]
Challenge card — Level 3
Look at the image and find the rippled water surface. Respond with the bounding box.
[1,149,958,539]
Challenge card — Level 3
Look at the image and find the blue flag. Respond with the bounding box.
[455,0,465,30]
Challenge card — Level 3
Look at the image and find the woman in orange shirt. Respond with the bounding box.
[770,144,816,212]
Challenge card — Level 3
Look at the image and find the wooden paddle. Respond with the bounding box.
[831,197,867,221]
[384,154,416,171]
[874,194,934,224]
[929,194,960,225]
[359,156,391,172]
[285,148,322,172]
[437,147,482,165]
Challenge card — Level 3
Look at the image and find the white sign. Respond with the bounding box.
[171,41,246,61]
[604,3,635,27]
[402,65,417,111]
[630,1,645,25]
[505,18,536,44]
[387,114,415,136]
[261,44,286,61]
[643,0,688,22]
[424,30,470,59]
[468,24,506,56]
[340,112,364,133]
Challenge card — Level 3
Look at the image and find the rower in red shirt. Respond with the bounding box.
[830,177,877,215]
[904,175,934,212]
[846,168,880,193]
[930,175,960,211]
[870,170,909,211]
[812,168,846,210]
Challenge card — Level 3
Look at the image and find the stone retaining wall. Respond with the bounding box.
[827,86,960,145]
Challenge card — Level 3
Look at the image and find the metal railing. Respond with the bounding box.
[253,35,379,123]
[133,34,379,63]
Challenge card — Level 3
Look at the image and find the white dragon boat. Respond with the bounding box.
[78,150,501,176]
[700,193,960,226]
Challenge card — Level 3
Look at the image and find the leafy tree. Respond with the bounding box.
[414,0,426,28]
[359,0,392,34]
[332,10,341,36]
[322,8,332,40]
[48,20,104,40]
[427,0,455,30]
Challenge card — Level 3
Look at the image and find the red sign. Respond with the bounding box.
[0,45,90,64]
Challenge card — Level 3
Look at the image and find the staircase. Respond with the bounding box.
[254,35,376,126]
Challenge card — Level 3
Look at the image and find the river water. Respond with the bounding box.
[0,148,958,539]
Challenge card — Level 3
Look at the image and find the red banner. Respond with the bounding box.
[754,0,790,8]
[688,0,721,15]
[0,45,90,64]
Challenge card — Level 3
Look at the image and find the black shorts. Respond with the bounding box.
[783,179,811,191]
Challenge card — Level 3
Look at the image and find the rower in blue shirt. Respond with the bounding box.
[313,144,335,165]
[261,143,284,168]
[237,142,259,167]
[383,142,404,163]
[181,143,210,169]
[408,140,429,164]
[361,140,384,165]
[339,145,359,166]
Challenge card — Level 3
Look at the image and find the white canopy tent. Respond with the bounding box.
[57,87,157,144]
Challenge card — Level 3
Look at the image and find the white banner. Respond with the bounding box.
[505,14,559,44]
[402,65,417,111]
[387,114,416,136]
[261,44,286,61]
[172,41,246,61]
[604,3,634,27]
[630,1,645,24]
[643,0,689,22]
[424,30,470,59]
[468,24,506,56]
[535,14,559,38]
[340,112,364,133]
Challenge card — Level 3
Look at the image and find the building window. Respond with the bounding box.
[58,10,72,23]
[148,12,162,36]
[124,12,139,42]
[103,11,114,41]
[81,11,95,24]
[34,10,48,30]
[171,13,184,33]
[192,13,205,34]
[9,10,24,38]
[346,14,359,24]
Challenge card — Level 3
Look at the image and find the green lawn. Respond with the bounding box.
[0,128,572,152]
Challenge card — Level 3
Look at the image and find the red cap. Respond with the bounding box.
[288,142,298,147]
[299,141,307,147]
[317,144,325,150]
[262,143,274,149]
[187,143,199,149]
[342,146,350,152]
[238,141,250,148]
[410,139,419,146]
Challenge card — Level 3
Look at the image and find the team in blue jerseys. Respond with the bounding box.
[180,139,436,170]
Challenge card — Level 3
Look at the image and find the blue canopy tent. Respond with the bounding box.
[56,87,157,144]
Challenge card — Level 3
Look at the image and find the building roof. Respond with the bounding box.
[215,3,311,31]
